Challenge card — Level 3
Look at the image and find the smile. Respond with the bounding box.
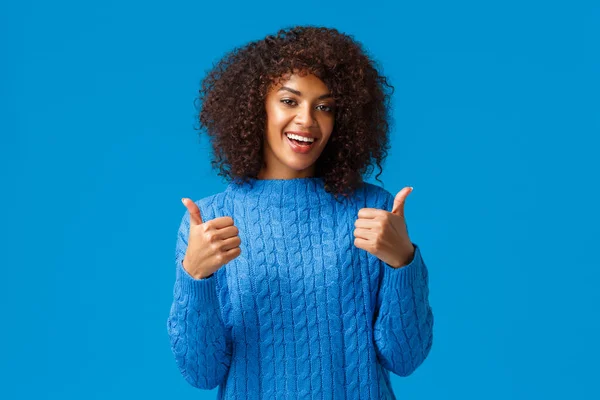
[285,133,317,154]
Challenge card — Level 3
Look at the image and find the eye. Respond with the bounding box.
[281,99,297,106]
[281,99,333,113]
[317,104,333,112]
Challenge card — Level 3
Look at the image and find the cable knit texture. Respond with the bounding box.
[167,177,433,399]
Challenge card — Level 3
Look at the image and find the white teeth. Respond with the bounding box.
[286,133,315,143]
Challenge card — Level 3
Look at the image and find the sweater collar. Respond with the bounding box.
[225,176,332,206]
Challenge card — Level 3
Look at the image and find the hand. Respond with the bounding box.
[353,187,415,268]
[180,198,242,279]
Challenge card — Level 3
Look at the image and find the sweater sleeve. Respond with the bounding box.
[373,242,434,376]
[167,209,232,389]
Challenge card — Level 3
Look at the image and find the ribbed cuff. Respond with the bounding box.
[382,243,425,288]
[176,260,218,304]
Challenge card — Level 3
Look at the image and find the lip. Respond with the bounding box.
[285,133,317,154]
[285,131,318,140]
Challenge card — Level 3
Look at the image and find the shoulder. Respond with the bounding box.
[355,181,395,211]
[197,189,232,221]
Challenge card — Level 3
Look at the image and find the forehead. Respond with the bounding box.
[269,72,329,94]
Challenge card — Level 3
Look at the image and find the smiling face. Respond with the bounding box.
[258,71,336,180]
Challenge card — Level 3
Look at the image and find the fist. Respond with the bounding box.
[353,187,415,268]
[180,198,242,279]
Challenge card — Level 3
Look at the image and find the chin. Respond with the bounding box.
[284,160,315,172]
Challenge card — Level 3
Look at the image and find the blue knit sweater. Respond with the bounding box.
[167,177,434,399]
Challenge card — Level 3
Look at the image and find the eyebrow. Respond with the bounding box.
[277,86,333,100]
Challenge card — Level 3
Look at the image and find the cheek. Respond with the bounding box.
[319,115,335,135]
[267,108,290,130]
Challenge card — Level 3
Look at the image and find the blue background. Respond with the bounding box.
[2,0,599,398]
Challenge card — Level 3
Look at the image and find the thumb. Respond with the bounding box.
[181,198,203,225]
[391,187,413,217]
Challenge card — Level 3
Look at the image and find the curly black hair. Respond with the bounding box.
[194,25,395,199]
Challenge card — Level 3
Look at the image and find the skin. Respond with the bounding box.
[354,187,416,268]
[258,71,336,180]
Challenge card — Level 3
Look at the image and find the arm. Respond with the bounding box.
[373,243,434,376]
[167,211,232,389]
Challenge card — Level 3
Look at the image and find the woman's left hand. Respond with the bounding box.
[353,187,415,268]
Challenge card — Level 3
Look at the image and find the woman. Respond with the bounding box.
[167,25,434,399]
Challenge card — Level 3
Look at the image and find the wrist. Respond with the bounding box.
[182,259,212,280]
[392,244,416,268]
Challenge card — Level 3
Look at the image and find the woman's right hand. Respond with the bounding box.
[180,198,242,279]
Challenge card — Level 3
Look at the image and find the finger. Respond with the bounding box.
[205,216,235,230]
[354,218,380,230]
[354,227,376,240]
[353,237,370,250]
[220,235,241,251]
[182,198,203,225]
[391,187,413,217]
[222,246,241,263]
[215,225,239,240]
[357,208,387,219]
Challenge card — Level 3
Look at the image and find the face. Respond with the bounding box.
[258,72,335,180]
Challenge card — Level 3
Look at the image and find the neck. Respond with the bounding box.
[257,161,316,180]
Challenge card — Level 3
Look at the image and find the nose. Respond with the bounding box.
[294,104,317,128]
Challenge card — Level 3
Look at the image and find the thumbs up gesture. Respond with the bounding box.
[353,187,416,268]
[180,198,242,279]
